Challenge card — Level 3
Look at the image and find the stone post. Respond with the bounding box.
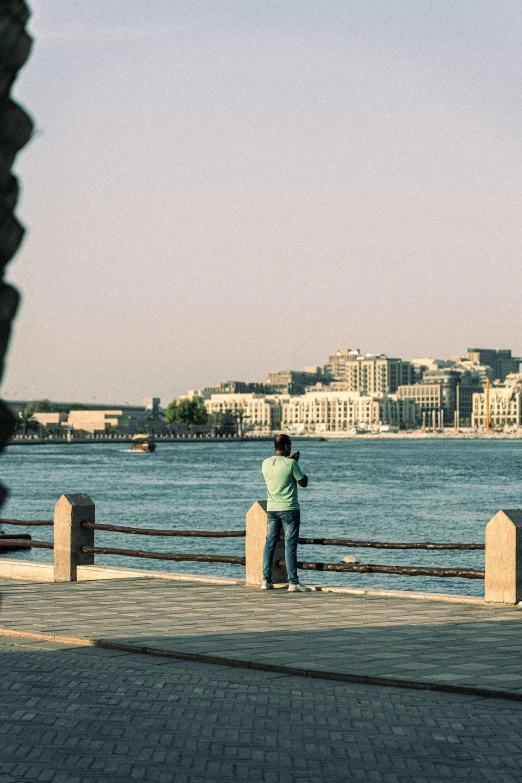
[245,500,287,586]
[485,509,522,604]
[54,494,95,582]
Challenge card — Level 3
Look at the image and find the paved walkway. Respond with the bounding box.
[1,577,522,698]
[2,632,522,782]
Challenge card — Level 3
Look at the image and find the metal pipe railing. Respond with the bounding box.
[81,522,245,538]
[296,537,483,550]
[0,518,483,549]
[0,539,53,549]
[279,560,484,579]
[81,545,244,565]
[0,503,486,585]
[0,519,53,526]
[5,498,522,604]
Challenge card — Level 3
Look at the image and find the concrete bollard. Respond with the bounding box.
[245,500,287,586]
[54,494,95,582]
[485,509,522,604]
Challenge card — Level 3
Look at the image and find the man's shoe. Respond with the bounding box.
[261,580,274,590]
[288,582,312,592]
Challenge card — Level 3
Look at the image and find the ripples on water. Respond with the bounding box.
[2,440,522,596]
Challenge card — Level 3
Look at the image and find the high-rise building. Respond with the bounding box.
[397,384,443,425]
[446,359,494,385]
[264,369,326,395]
[344,355,412,394]
[423,370,483,425]
[200,381,268,399]
[466,349,521,382]
[399,369,482,425]
[410,358,449,383]
[324,349,412,393]
[324,349,361,380]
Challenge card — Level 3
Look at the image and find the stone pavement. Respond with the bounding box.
[1,577,522,697]
[2,632,522,782]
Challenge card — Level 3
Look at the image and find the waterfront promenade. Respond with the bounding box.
[2,577,522,782]
[3,576,522,781]
[2,576,522,696]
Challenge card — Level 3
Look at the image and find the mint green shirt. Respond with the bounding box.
[262,456,306,511]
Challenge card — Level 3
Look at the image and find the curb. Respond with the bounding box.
[0,560,489,604]
[1,626,521,703]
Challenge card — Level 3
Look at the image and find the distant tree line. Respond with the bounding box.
[23,399,86,417]
[165,397,208,425]
[16,398,211,437]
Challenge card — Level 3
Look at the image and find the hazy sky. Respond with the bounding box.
[3,0,521,404]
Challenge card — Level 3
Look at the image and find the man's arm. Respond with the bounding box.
[291,456,308,488]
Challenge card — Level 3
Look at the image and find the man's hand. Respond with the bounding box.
[290,451,300,461]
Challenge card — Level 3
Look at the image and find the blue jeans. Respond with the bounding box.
[262,509,301,585]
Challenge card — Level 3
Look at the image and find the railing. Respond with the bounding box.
[0,539,53,549]
[81,546,244,565]
[297,537,484,550]
[1,495,522,603]
[81,522,245,537]
[0,519,53,525]
[0,512,245,572]
[0,517,54,553]
[79,521,245,565]
[282,560,483,579]
[287,535,485,580]
[244,502,486,584]
[0,513,483,578]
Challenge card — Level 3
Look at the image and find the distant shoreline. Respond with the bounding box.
[6,435,326,446]
[324,431,522,440]
[6,431,522,445]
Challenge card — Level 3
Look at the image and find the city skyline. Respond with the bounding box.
[5,343,521,407]
[13,344,522,435]
[3,1,522,405]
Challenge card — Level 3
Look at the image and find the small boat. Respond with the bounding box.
[130,434,156,452]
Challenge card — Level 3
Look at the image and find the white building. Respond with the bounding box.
[282,391,417,432]
[31,412,66,428]
[200,389,418,434]
[66,409,126,433]
[203,393,282,433]
[27,410,122,433]
[472,388,522,429]
[65,405,156,434]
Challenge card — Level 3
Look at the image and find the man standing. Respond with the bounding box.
[261,433,311,592]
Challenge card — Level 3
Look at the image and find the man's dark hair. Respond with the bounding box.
[274,433,291,452]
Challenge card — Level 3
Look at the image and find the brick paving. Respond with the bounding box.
[2,577,522,696]
[2,633,522,782]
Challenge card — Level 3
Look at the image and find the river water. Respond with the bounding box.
[2,439,522,597]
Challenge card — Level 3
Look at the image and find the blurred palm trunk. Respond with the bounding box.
[0,1,34,508]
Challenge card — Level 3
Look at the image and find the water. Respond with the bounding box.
[2,439,522,596]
